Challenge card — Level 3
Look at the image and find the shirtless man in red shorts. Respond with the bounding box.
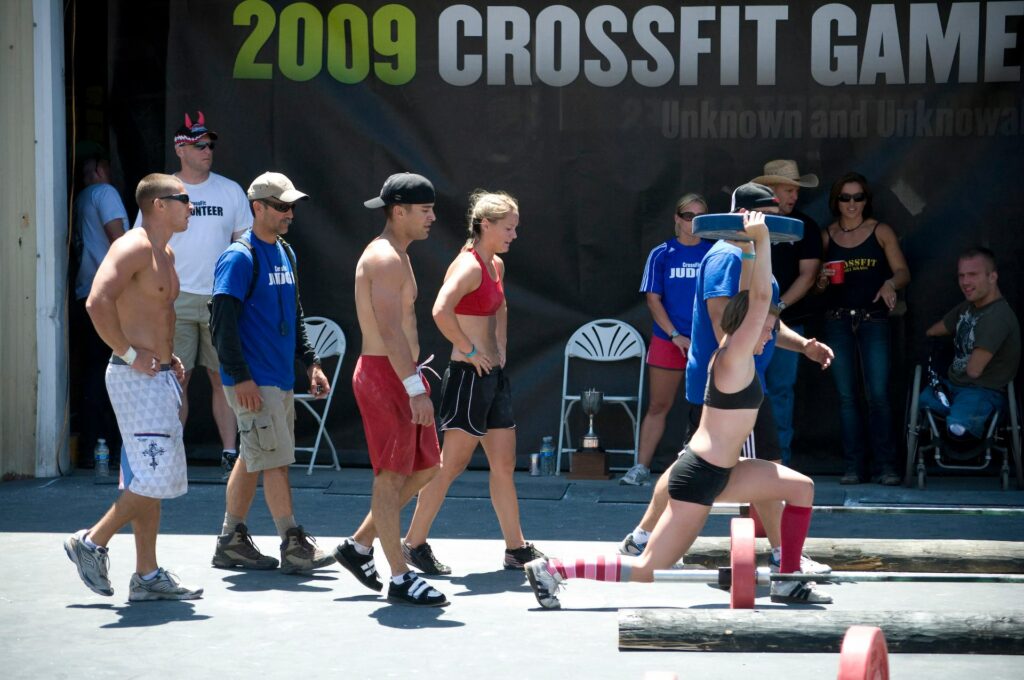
[333,173,448,607]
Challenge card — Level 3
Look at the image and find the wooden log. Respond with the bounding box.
[683,538,1024,573]
[618,609,1024,653]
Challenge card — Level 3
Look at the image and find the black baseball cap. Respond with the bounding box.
[730,182,780,212]
[364,173,435,208]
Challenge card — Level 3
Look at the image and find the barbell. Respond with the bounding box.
[652,519,1024,609]
[718,502,1024,517]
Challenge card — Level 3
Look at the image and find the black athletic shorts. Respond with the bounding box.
[667,446,733,506]
[437,361,515,436]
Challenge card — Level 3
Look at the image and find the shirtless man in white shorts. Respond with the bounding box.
[64,173,202,601]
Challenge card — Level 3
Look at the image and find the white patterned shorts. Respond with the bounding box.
[105,363,187,499]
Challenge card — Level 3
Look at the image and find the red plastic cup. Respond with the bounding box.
[824,260,846,284]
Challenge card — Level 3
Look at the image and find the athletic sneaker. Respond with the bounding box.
[839,472,860,485]
[279,526,336,575]
[334,538,383,592]
[387,572,449,607]
[618,532,646,556]
[221,451,238,479]
[64,529,113,596]
[503,542,546,570]
[524,557,563,609]
[128,568,203,601]
[769,579,833,604]
[619,464,651,486]
[769,552,832,575]
[402,541,451,575]
[212,523,279,570]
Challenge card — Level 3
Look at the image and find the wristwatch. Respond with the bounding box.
[777,301,788,312]
[669,330,680,338]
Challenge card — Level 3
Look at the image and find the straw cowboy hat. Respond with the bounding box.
[750,159,819,188]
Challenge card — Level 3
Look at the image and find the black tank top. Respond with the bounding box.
[704,349,763,410]
[825,225,892,312]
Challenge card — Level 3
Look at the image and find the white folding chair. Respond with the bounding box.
[556,319,646,475]
[292,316,345,475]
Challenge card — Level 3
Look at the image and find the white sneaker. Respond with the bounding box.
[524,558,564,609]
[618,533,645,556]
[128,568,203,601]
[770,579,832,604]
[619,464,651,486]
[769,552,832,575]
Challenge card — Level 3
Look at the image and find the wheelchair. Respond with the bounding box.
[904,353,1023,490]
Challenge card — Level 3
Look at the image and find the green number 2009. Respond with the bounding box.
[233,0,415,84]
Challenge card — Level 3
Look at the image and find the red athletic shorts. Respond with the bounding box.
[352,355,441,475]
[646,335,687,370]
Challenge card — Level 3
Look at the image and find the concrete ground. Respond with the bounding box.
[1,467,1022,679]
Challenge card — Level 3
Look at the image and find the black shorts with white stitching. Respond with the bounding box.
[437,361,515,436]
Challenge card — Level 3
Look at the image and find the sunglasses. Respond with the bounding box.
[158,193,190,204]
[677,211,702,221]
[838,192,866,203]
[260,198,295,213]
[192,142,215,151]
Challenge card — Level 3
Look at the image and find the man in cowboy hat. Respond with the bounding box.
[134,111,253,476]
[750,160,823,469]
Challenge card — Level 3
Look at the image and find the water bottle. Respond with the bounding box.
[94,438,110,477]
[539,436,555,476]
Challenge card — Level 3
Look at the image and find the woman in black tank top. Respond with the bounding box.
[817,172,910,486]
[523,209,832,611]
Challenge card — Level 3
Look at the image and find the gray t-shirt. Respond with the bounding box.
[73,183,128,300]
[943,297,1021,390]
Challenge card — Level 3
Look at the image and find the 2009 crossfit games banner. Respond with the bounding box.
[110,1,1024,461]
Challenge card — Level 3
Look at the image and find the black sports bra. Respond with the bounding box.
[704,349,763,410]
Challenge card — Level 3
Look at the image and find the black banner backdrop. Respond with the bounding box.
[105,1,1024,470]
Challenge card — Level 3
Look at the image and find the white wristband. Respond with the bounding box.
[403,374,426,397]
[118,346,137,365]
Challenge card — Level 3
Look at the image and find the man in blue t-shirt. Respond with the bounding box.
[620,183,834,576]
[209,172,335,575]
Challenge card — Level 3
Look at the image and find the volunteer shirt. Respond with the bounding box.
[640,238,714,340]
[134,172,252,295]
[214,233,297,390]
[685,240,780,405]
[74,183,129,300]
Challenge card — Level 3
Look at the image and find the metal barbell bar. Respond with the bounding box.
[711,502,1024,517]
[653,519,1024,609]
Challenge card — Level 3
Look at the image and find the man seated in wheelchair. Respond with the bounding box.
[922,247,1020,444]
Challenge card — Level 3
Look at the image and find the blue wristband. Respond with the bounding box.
[465,344,477,359]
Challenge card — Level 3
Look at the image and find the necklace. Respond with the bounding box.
[838,219,865,233]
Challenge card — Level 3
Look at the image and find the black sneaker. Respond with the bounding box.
[503,542,545,570]
[402,541,452,575]
[387,572,449,607]
[334,538,383,592]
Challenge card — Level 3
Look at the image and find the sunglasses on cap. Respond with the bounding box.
[158,193,190,204]
[676,211,702,221]
[259,198,295,212]
[838,192,866,203]
[192,141,215,151]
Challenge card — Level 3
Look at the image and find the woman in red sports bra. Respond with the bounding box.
[403,190,545,575]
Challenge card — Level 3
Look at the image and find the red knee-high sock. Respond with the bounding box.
[779,504,813,573]
[546,556,629,582]
[748,504,767,538]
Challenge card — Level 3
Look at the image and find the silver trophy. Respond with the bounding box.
[580,389,604,450]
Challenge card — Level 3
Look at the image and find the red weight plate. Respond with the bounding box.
[729,518,756,609]
[837,626,889,680]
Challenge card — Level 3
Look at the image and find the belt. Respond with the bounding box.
[826,308,888,322]
[109,355,173,371]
